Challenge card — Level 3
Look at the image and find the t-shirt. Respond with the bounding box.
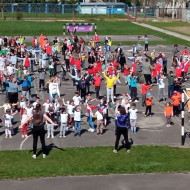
[164,106,173,116]
[21,114,28,124]
[95,111,103,120]
[4,113,12,127]
[2,104,11,113]
[158,78,165,89]
[43,103,53,113]
[73,96,82,106]
[74,111,81,121]
[116,113,128,128]
[26,107,33,116]
[129,108,138,120]
[60,113,68,123]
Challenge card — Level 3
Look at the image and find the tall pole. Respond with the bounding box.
[181,92,185,145]
[172,0,175,19]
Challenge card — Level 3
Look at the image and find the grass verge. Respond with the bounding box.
[141,21,190,37]
[1,145,190,179]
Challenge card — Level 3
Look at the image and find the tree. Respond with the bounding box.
[0,0,11,20]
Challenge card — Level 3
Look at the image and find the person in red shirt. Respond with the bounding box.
[184,61,190,81]
[94,33,100,47]
[97,60,102,72]
[93,72,102,99]
[46,44,52,56]
[92,63,98,76]
[88,63,94,75]
[151,65,158,83]
[141,80,152,107]
[175,65,182,78]
[132,62,136,74]
[155,62,162,76]
[69,54,75,68]
[108,63,114,75]
[164,102,173,127]
[24,55,30,70]
[181,47,189,56]
[32,36,37,47]
[123,65,130,84]
[112,60,119,71]
[75,58,82,72]
[171,91,181,116]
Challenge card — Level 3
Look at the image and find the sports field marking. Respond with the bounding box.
[19,135,31,150]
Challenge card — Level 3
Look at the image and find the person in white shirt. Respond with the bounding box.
[20,108,28,138]
[74,106,81,136]
[60,107,68,137]
[129,103,138,134]
[7,63,16,76]
[0,100,11,113]
[43,98,53,113]
[72,92,82,106]
[95,107,104,135]
[49,77,60,103]
[32,97,40,109]
[157,74,166,103]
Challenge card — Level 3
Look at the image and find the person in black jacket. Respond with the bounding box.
[88,53,95,64]
[119,53,126,72]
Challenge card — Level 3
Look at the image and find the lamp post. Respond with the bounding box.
[172,0,175,19]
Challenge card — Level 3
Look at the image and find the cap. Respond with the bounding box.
[46,98,50,102]
[73,65,76,68]
[173,91,177,94]
[147,92,151,97]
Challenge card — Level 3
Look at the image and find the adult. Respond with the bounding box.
[113,104,130,153]
[19,104,57,159]
[119,53,126,72]
[3,76,22,105]
[142,58,153,85]
[49,77,60,103]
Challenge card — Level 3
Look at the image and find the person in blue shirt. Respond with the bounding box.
[104,42,110,62]
[144,35,149,52]
[113,103,130,153]
[129,73,138,102]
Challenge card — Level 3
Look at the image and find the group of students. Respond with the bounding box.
[0,31,189,157]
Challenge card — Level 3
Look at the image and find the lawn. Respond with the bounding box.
[141,21,190,37]
[0,20,190,46]
[1,145,190,179]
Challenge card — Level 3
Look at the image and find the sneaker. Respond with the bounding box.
[51,136,54,138]
[25,135,28,138]
[60,135,62,137]
[97,133,99,135]
[112,101,115,104]
[127,149,130,153]
[72,126,75,130]
[90,129,95,132]
[88,128,92,132]
[113,149,118,153]
[74,133,77,137]
[114,96,116,98]
[63,135,66,137]
[47,135,50,138]
[149,115,152,117]
[22,135,24,138]
[43,154,46,159]
[131,131,134,134]
[66,127,69,131]
[78,134,81,137]
[135,100,139,102]
[129,100,132,102]
[32,154,36,159]
[134,131,137,134]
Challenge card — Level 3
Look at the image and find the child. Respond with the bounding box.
[95,107,104,135]
[20,96,27,117]
[129,103,138,134]
[0,99,11,113]
[20,108,28,138]
[171,91,181,116]
[86,101,98,132]
[144,35,149,52]
[43,98,53,113]
[157,74,166,103]
[81,52,86,69]
[141,80,151,108]
[61,61,67,80]
[4,109,16,138]
[145,92,153,117]
[74,106,82,136]
[32,96,40,109]
[60,107,68,137]
[46,108,56,138]
[73,92,82,106]
[164,102,173,127]
[38,67,46,91]
[49,61,55,77]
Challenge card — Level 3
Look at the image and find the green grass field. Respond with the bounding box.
[141,21,190,37]
[0,20,190,46]
[1,145,190,179]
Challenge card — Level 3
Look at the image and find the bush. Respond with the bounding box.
[16,11,23,20]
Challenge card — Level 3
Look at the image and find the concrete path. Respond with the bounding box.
[133,22,190,42]
[1,173,190,190]
[7,35,164,43]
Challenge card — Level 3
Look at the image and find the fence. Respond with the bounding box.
[158,8,183,19]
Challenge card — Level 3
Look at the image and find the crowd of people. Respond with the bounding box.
[0,31,189,158]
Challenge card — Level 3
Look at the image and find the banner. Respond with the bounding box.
[67,24,93,32]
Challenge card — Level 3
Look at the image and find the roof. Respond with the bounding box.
[80,2,126,6]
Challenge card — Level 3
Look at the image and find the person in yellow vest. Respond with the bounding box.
[104,71,119,104]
